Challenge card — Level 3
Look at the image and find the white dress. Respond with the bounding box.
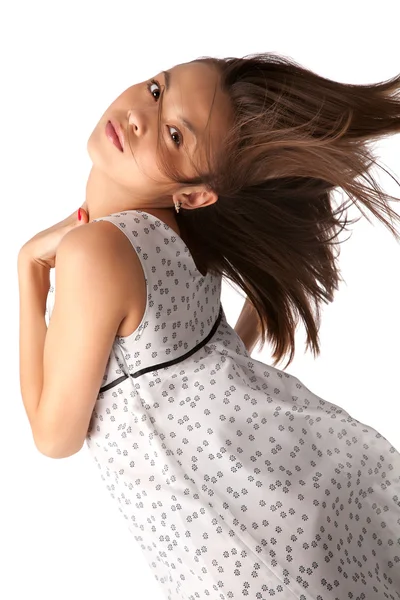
[46,209,400,600]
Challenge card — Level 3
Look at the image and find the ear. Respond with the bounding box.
[172,186,218,211]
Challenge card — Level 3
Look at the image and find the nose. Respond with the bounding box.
[128,109,146,136]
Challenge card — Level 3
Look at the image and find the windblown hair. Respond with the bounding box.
[131,52,400,369]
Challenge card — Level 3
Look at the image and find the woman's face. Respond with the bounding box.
[87,61,233,203]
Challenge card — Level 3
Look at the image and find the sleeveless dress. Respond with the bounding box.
[45,209,400,600]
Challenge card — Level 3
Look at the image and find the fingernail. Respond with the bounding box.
[78,208,82,221]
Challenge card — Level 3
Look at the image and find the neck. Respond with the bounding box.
[85,166,175,222]
[84,166,135,221]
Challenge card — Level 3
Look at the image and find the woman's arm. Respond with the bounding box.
[233,296,262,355]
[18,252,50,436]
[18,223,129,459]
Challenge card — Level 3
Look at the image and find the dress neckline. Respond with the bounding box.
[124,209,208,278]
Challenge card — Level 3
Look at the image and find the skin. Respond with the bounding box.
[17,60,252,462]
[85,61,234,229]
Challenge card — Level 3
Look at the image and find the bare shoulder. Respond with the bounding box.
[62,220,147,337]
[62,219,135,267]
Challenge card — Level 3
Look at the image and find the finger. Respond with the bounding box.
[77,207,89,224]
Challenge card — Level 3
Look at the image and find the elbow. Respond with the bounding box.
[34,435,82,459]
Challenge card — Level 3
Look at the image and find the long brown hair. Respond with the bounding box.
[137,52,400,370]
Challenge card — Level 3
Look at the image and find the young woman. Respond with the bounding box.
[18,53,400,599]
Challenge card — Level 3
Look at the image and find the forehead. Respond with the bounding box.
[166,61,232,132]
[169,61,220,93]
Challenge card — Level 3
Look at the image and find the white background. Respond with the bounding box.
[2,1,400,599]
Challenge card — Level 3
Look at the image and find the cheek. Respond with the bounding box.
[130,139,172,184]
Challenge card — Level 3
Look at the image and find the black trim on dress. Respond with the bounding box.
[98,305,223,394]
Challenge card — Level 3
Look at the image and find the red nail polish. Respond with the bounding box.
[78,208,82,221]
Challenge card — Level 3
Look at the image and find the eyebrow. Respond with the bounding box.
[162,70,198,144]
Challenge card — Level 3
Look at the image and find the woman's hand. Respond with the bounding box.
[18,204,90,269]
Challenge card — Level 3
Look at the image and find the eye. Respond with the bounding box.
[168,126,181,147]
[147,79,182,148]
[147,79,161,101]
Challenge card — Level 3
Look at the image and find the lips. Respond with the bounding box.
[107,119,124,151]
